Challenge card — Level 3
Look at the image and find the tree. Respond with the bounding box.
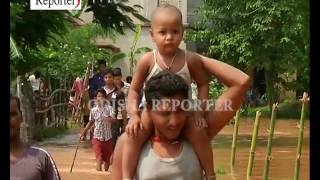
[186,0,309,108]
[10,0,150,141]
[84,0,149,34]
[34,24,126,79]
[128,25,152,75]
[10,0,149,77]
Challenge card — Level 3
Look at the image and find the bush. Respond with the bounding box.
[215,165,226,175]
[209,78,224,100]
[33,126,69,141]
[277,100,310,119]
[241,100,309,119]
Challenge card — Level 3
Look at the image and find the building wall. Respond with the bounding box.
[186,0,202,51]
[187,0,201,25]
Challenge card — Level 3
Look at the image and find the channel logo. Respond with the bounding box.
[30,0,81,10]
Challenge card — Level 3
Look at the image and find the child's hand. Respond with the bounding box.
[194,111,208,128]
[79,134,85,141]
[103,116,114,122]
[125,114,143,137]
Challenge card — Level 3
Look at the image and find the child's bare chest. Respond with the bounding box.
[155,52,187,73]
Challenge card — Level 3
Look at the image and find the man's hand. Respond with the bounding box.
[194,111,208,128]
[125,114,143,137]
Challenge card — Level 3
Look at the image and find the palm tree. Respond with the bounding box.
[128,25,152,75]
[104,49,127,68]
[10,35,22,59]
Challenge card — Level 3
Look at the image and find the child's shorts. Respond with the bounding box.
[91,138,113,163]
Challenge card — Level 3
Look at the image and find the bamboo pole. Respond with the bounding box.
[230,110,241,171]
[262,103,278,180]
[63,77,68,128]
[59,81,63,128]
[246,110,262,179]
[293,92,309,180]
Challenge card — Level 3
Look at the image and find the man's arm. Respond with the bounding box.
[198,56,250,139]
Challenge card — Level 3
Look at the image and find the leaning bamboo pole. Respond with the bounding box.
[293,92,309,180]
[262,103,278,180]
[230,110,241,171]
[246,110,262,179]
[72,62,91,124]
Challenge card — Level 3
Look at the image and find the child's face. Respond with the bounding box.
[96,92,106,105]
[98,64,106,73]
[113,75,123,89]
[104,73,114,86]
[150,9,184,55]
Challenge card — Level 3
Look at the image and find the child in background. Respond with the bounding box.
[81,87,92,140]
[80,88,116,171]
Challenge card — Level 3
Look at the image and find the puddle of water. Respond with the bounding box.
[44,119,309,180]
[213,118,309,180]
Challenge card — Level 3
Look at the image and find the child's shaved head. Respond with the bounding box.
[151,4,183,27]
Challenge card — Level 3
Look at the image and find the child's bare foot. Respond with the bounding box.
[104,163,110,171]
[96,161,102,171]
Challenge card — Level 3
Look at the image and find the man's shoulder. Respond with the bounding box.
[28,146,53,159]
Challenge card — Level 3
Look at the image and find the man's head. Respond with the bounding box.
[144,71,189,141]
[10,95,23,139]
[126,76,132,84]
[97,59,107,74]
[150,4,184,54]
[113,68,123,89]
[103,68,114,86]
[34,71,41,79]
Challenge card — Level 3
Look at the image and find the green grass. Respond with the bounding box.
[241,100,310,119]
[33,126,70,141]
[215,165,227,175]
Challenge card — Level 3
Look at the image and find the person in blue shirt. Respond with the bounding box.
[89,59,107,99]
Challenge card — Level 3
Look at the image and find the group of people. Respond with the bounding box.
[11,4,250,180]
[79,61,132,171]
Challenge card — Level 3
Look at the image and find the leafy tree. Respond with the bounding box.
[186,0,309,108]
[10,0,149,77]
[36,24,126,79]
[84,0,149,34]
